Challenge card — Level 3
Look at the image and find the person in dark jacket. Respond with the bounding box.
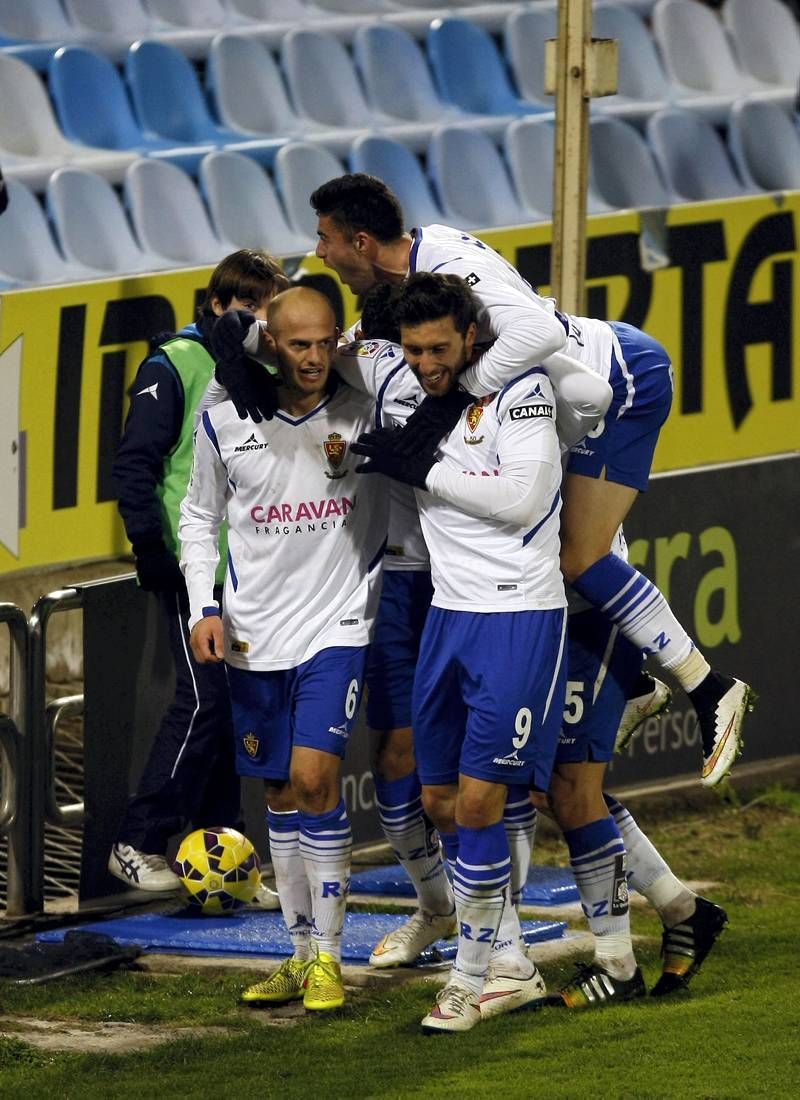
[109,249,290,891]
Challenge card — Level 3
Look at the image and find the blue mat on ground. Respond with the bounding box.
[37,910,566,964]
[350,864,580,906]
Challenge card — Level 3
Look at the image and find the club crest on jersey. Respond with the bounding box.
[464,404,485,444]
[323,432,348,479]
[243,732,259,758]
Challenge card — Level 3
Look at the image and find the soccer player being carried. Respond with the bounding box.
[308,174,755,789]
[179,287,388,1013]
[345,272,571,1033]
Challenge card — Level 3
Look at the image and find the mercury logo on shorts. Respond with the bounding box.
[492,749,526,767]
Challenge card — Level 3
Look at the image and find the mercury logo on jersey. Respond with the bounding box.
[234,433,269,452]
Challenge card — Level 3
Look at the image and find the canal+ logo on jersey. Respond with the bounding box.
[509,381,553,422]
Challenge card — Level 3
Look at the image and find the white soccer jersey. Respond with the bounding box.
[409,224,568,395]
[336,340,566,612]
[179,381,389,671]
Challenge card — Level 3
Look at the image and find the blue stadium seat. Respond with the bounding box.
[727,97,800,192]
[199,150,314,256]
[349,136,444,228]
[353,22,507,139]
[426,18,542,119]
[0,178,103,286]
[273,142,347,240]
[427,127,529,231]
[124,157,233,266]
[46,166,172,274]
[0,52,136,186]
[49,46,215,175]
[125,39,285,166]
[646,107,756,202]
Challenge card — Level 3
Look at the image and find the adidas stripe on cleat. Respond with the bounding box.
[303,951,345,1012]
[615,675,672,753]
[546,963,646,1009]
[696,677,756,788]
[369,908,457,968]
[651,896,728,996]
[240,957,307,1005]
[421,980,481,1034]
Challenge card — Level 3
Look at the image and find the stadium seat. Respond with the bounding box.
[0,0,80,45]
[722,0,800,92]
[503,115,611,222]
[46,166,171,274]
[727,98,800,193]
[124,158,233,266]
[353,23,508,140]
[49,46,216,175]
[273,142,347,240]
[199,151,314,256]
[427,127,529,231]
[207,33,365,156]
[589,116,673,209]
[225,0,309,20]
[144,0,232,31]
[125,40,286,166]
[652,0,793,116]
[646,107,756,202]
[349,136,444,228]
[63,0,153,41]
[426,18,542,119]
[0,178,103,286]
[280,28,435,151]
[0,53,137,186]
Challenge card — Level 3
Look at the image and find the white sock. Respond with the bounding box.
[604,794,696,926]
[298,799,352,962]
[373,772,454,917]
[451,822,510,996]
[504,786,536,910]
[267,809,311,961]
[565,816,637,981]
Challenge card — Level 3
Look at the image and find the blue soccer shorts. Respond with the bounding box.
[412,607,568,790]
[365,569,433,730]
[556,608,644,764]
[226,645,368,781]
[566,321,673,492]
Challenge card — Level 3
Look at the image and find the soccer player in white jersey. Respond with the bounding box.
[179,287,388,1013]
[344,273,569,1033]
[309,174,754,789]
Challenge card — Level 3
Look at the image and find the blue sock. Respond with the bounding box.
[451,821,510,995]
[572,553,694,671]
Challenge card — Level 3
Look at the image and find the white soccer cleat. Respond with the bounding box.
[369,908,457,968]
[246,880,282,910]
[615,675,672,752]
[479,953,547,1019]
[698,676,756,788]
[421,980,481,1034]
[108,843,181,892]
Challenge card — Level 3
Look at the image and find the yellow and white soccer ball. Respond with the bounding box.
[173,827,261,915]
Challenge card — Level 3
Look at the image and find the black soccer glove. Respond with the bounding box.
[350,427,438,490]
[131,539,184,593]
[209,309,257,363]
[214,355,279,423]
[390,385,474,456]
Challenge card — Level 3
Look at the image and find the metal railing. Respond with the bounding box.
[0,602,29,916]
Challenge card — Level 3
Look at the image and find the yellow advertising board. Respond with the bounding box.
[1,192,798,575]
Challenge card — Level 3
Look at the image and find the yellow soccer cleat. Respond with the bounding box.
[240,957,307,1005]
[303,950,345,1012]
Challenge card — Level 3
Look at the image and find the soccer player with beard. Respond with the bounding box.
[179,287,387,1013]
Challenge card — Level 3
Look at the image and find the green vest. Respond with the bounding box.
[155,336,228,587]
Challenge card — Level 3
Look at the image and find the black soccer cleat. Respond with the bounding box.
[544,963,647,1009]
[650,896,728,996]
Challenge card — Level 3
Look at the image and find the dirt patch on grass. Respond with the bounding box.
[0,1015,231,1054]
